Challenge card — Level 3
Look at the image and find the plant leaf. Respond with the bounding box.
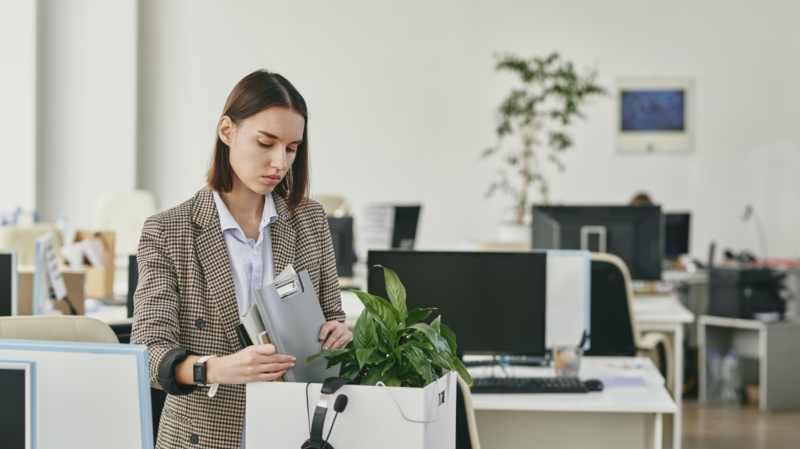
[384,375,402,387]
[409,322,440,351]
[440,324,458,357]
[339,363,360,380]
[402,340,434,384]
[425,347,454,371]
[352,290,399,340]
[378,265,408,323]
[354,310,379,350]
[405,308,433,327]
[361,364,391,386]
[305,348,351,365]
[356,348,376,370]
[452,357,473,387]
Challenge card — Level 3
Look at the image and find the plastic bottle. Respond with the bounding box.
[707,348,722,403]
[720,349,742,407]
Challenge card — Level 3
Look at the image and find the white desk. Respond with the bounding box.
[633,293,694,449]
[469,357,676,449]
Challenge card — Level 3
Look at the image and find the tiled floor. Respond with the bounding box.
[682,400,800,449]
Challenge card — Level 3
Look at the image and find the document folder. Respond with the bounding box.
[253,270,339,383]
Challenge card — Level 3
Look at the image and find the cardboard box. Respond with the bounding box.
[74,231,115,299]
[18,265,86,315]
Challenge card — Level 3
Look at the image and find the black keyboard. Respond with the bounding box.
[471,377,588,394]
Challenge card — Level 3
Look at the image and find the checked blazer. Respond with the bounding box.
[131,188,346,449]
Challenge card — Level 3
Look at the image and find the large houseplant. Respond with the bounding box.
[483,52,606,227]
[307,266,472,388]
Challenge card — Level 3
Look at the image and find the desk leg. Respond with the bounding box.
[673,326,683,449]
[645,413,664,449]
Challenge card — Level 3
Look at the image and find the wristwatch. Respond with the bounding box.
[194,355,220,398]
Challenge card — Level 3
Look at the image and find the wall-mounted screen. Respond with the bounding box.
[621,90,685,131]
[616,79,692,153]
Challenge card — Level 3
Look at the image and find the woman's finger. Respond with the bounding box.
[319,321,337,341]
[261,361,295,373]
[327,329,353,350]
[322,325,345,350]
[259,370,287,381]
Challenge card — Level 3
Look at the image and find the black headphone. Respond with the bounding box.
[302,377,356,449]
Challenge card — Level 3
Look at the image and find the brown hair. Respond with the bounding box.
[630,192,654,206]
[207,70,309,212]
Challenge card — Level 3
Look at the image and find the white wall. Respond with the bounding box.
[136,0,800,260]
[0,0,37,213]
[36,0,138,231]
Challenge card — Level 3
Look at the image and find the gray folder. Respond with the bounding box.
[253,270,340,383]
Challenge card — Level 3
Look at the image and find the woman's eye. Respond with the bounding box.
[258,141,273,148]
[287,147,297,153]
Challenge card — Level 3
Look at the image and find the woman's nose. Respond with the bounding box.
[272,148,289,171]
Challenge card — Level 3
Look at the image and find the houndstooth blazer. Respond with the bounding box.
[131,188,345,449]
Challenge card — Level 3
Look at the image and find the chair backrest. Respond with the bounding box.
[455,374,481,449]
[91,190,158,258]
[0,315,119,344]
[585,252,641,356]
[0,224,64,266]
[311,195,350,217]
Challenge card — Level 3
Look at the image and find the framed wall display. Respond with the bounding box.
[616,78,693,153]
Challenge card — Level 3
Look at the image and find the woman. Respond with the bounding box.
[131,70,353,449]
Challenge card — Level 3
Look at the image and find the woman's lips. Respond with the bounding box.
[262,175,281,186]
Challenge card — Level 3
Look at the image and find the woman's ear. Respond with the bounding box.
[218,116,234,146]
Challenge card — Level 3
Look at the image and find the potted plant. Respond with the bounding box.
[483,52,606,241]
[307,266,472,388]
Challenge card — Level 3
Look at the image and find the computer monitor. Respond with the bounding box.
[532,205,663,280]
[367,250,547,356]
[327,217,356,278]
[0,360,33,449]
[0,250,17,316]
[391,206,421,249]
[664,213,691,259]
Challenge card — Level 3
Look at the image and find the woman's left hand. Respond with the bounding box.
[319,321,353,351]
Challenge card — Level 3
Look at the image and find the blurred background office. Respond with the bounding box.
[1,1,799,449]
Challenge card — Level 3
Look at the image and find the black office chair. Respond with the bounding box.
[584,253,674,391]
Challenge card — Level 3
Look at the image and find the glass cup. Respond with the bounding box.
[555,346,583,378]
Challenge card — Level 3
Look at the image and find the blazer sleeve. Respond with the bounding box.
[315,207,346,323]
[131,216,197,395]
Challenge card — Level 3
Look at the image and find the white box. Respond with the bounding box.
[246,371,456,449]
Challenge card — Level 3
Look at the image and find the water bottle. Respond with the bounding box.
[720,349,742,406]
[707,348,722,403]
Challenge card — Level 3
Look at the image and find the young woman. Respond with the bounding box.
[131,70,352,448]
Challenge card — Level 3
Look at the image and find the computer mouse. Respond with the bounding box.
[584,379,603,392]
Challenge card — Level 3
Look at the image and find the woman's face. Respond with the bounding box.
[219,106,305,196]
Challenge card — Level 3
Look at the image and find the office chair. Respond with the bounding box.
[0,315,118,344]
[312,194,350,217]
[0,224,65,265]
[456,373,482,449]
[585,253,674,392]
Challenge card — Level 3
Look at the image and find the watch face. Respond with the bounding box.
[193,363,206,385]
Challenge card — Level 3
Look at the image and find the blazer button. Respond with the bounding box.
[195,319,205,329]
[189,434,199,444]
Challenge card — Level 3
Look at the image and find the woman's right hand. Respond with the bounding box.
[206,344,295,384]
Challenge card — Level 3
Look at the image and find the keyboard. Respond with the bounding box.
[471,377,588,394]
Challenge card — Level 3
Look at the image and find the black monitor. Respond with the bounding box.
[532,205,663,280]
[327,217,356,278]
[664,213,690,259]
[392,206,421,249]
[367,250,547,356]
[0,364,30,449]
[0,250,16,317]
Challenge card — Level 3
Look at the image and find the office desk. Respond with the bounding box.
[469,357,676,449]
[634,293,694,449]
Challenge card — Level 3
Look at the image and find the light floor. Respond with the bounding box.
[682,400,800,449]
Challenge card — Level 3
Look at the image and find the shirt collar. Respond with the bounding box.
[212,191,278,234]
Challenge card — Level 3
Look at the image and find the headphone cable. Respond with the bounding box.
[320,412,339,449]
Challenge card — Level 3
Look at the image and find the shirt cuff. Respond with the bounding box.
[158,347,200,396]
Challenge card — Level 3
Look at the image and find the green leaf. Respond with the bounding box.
[430,315,441,337]
[352,290,399,339]
[354,310,379,350]
[384,375,402,387]
[409,322,440,351]
[452,357,473,387]
[401,340,434,384]
[440,324,457,357]
[305,348,351,365]
[425,347,454,371]
[378,265,408,323]
[361,364,391,386]
[339,363,360,380]
[376,323,395,354]
[356,348,375,370]
[380,358,396,376]
[405,308,433,327]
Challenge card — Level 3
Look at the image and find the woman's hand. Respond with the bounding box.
[319,321,353,351]
[205,344,295,384]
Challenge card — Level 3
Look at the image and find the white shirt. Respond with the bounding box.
[212,191,278,317]
[212,191,278,449]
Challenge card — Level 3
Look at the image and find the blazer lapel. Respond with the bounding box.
[192,189,242,350]
[270,194,295,276]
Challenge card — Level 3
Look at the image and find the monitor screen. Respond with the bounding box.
[367,250,547,356]
[665,213,691,259]
[0,252,14,317]
[620,90,685,131]
[327,217,356,278]
[0,367,29,449]
[391,206,421,250]
[532,205,663,280]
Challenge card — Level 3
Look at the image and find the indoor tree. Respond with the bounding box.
[483,52,606,225]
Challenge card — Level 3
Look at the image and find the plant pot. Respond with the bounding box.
[497,222,532,243]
